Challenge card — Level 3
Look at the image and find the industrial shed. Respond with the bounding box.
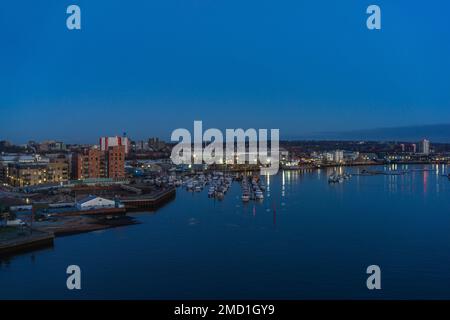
[76,195,116,211]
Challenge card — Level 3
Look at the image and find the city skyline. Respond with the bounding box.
[2,0,450,143]
[4,0,450,305]
[1,122,449,146]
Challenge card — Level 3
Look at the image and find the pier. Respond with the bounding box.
[120,187,176,210]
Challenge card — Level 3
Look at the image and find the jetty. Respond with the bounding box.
[119,187,176,210]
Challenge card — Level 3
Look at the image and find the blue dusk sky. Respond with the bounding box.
[1,0,450,143]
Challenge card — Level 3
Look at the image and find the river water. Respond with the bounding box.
[2,164,450,299]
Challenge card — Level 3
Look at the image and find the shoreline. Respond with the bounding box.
[1,188,176,257]
[182,161,448,175]
[0,228,54,257]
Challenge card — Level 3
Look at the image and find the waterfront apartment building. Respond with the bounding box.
[73,145,125,180]
[107,146,126,178]
[418,139,430,155]
[6,158,69,187]
[334,150,344,163]
[47,158,70,182]
[321,151,344,163]
[73,148,106,180]
[7,163,48,187]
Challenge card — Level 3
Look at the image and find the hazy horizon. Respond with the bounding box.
[3,122,450,145]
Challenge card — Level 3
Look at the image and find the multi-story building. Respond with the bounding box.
[1,154,46,183]
[38,140,66,152]
[73,146,125,180]
[107,146,125,178]
[323,152,334,162]
[343,151,359,161]
[47,158,70,182]
[279,148,289,162]
[334,150,344,163]
[418,139,430,155]
[100,136,130,154]
[321,151,343,163]
[73,148,106,180]
[6,157,69,187]
[7,163,48,187]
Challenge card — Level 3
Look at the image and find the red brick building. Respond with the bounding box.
[107,145,125,178]
[73,146,125,180]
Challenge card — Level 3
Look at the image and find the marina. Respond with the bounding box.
[2,0,450,303]
[177,171,268,202]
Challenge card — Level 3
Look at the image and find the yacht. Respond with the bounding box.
[255,190,264,200]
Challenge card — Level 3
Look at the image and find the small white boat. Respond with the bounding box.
[255,190,264,200]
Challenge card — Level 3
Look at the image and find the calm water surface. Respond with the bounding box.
[2,164,450,299]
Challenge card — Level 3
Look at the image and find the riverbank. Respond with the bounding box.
[29,187,177,235]
[0,187,176,257]
[3,164,450,299]
[34,215,138,236]
[0,227,54,256]
[282,160,450,170]
[181,160,449,175]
